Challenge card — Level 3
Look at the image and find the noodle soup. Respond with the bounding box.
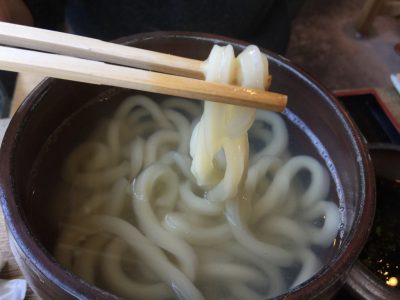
[29,91,342,300]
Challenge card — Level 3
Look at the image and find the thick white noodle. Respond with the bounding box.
[104,178,129,216]
[179,181,223,216]
[225,198,296,267]
[301,200,340,247]
[189,45,269,196]
[189,45,237,187]
[114,95,171,128]
[199,262,265,286]
[250,110,289,162]
[259,216,309,247]
[129,137,145,178]
[225,242,286,297]
[100,238,173,299]
[160,152,194,181]
[162,212,232,246]
[252,155,330,223]
[165,109,191,153]
[71,234,109,284]
[245,156,281,201]
[291,249,321,288]
[56,215,204,300]
[132,163,198,280]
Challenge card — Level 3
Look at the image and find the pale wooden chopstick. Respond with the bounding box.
[0,22,271,81]
[0,22,204,79]
[0,22,273,84]
[0,22,286,111]
[0,46,287,111]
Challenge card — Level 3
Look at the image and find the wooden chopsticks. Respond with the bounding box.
[0,22,287,112]
[0,22,204,79]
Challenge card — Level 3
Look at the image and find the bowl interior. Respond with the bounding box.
[0,32,375,299]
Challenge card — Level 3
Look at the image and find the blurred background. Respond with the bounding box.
[287,0,400,90]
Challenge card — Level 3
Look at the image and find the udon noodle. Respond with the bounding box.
[53,45,339,300]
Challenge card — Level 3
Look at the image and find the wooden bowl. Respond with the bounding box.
[0,32,375,299]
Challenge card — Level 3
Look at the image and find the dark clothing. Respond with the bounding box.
[24,0,304,54]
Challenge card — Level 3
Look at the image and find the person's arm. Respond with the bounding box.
[0,0,32,25]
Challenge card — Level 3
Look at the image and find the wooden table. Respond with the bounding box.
[1,73,400,299]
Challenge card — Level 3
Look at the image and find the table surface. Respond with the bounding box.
[1,72,400,299]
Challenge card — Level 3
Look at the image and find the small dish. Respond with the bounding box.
[345,143,400,299]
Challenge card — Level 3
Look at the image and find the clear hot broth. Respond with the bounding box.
[28,91,344,299]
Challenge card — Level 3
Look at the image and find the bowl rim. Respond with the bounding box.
[0,31,376,299]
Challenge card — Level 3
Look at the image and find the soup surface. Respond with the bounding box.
[29,93,343,300]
